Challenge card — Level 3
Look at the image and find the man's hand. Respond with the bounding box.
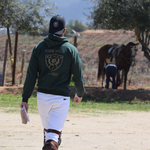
[20,102,29,112]
[74,93,82,103]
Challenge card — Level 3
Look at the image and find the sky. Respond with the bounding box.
[50,0,94,25]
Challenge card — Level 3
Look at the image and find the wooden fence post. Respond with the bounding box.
[12,31,19,85]
[2,39,9,86]
[74,36,78,48]
[20,50,26,84]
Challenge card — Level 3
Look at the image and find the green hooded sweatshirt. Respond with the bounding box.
[22,34,85,103]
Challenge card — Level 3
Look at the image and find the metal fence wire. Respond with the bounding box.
[0,31,150,87]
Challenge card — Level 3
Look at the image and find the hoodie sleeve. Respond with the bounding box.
[71,49,85,97]
[22,47,39,103]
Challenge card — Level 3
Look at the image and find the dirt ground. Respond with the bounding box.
[0,110,150,150]
[0,86,150,150]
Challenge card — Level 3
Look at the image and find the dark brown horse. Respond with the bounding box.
[97,42,139,90]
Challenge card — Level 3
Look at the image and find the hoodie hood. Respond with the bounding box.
[44,33,68,48]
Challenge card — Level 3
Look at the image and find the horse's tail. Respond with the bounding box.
[97,62,101,81]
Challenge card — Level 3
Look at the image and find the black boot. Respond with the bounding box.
[42,140,59,150]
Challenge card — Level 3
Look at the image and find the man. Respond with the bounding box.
[20,14,85,150]
[105,56,117,89]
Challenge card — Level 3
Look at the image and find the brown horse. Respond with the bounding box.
[97,42,139,90]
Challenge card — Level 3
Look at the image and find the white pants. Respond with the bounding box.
[37,92,70,143]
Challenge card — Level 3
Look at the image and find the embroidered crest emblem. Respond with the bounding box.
[53,21,59,27]
[45,54,63,71]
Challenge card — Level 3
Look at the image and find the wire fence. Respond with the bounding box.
[1,51,150,87]
[0,31,150,87]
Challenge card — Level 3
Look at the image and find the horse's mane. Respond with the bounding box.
[122,42,136,56]
[126,42,136,47]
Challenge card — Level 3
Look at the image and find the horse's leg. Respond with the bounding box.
[122,70,124,83]
[101,74,103,88]
[124,69,129,90]
[124,73,127,90]
[102,71,105,88]
[100,61,105,88]
[121,70,125,89]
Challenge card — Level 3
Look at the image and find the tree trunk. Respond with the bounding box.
[139,38,150,61]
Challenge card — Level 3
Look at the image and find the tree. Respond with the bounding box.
[0,0,57,73]
[65,25,72,36]
[89,0,150,61]
[65,19,87,36]
[74,20,87,32]
[40,21,49,36]
[68,20,74,29]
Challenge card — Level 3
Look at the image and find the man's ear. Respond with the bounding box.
[63,28,66,34]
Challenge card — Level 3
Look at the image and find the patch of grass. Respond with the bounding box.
[0,94,38,114]
[69,75,75,86]
[0,94,150,115]
[70,99,150,115]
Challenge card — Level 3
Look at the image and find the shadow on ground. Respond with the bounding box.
[0,86,150,103]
